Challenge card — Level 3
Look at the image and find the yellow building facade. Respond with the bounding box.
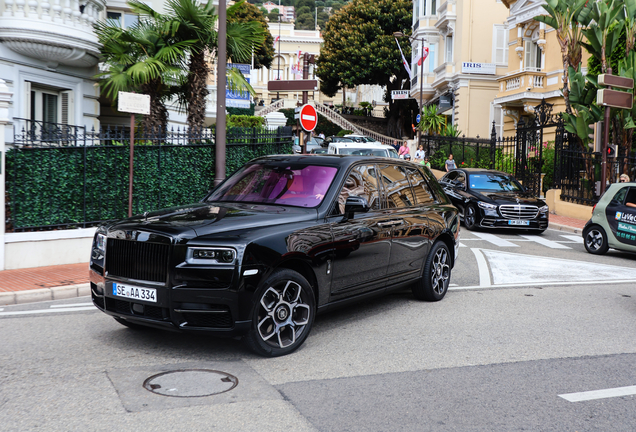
[494,0,591,138]
[410,0,509,138]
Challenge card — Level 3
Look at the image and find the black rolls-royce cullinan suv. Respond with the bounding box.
[89,155,460,357]
[439,168,549,233]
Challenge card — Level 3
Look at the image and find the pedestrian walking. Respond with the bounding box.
[620,173,630,183]
[445,154,456,172]
[415,145,425,162]
[421,157,431,169]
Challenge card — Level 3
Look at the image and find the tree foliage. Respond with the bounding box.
[316,0,412,137]
[534,0,593,114]
[228,1,274,69]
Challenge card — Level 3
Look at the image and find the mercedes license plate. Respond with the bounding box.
[112,282,157,303]
[508,220,530,226]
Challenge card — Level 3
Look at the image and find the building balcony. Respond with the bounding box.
[435,1,456,33]
[433,62,454,85]
[498,68,546,95]
[0,0,105,68]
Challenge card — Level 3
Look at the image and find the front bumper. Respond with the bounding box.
[479,214,549,230]
[90,270,252,337]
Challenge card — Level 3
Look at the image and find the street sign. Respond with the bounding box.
[391,90,411,100]
[416,114,421,124]
[118,92,150,115]
[299,104,318,132]
[268,80,318,92]
[597,89,634,109]
[598,74,634,90]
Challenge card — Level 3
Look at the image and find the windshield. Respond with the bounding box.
[207,163,338,208]
[338,148,388,156]
[469,173,523,192]
[387,148,399,158]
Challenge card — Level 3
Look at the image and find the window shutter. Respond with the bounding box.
[25,81,31,119]
[60,90,74,125]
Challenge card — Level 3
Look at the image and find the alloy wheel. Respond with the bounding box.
[585,229,604,251]
[430,247,450,295]
[257,280,311,349]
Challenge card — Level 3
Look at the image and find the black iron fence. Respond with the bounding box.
[8,120,293,232]
[555,147,636,206]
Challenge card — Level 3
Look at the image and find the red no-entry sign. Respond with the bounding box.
[299,104,318,132]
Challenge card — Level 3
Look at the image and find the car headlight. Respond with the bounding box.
[478,201,497,211]
[187,247,236,264]
[95,233,107,253]
[538,205,549,213]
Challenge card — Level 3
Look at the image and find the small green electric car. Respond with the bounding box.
[583,182,636,255]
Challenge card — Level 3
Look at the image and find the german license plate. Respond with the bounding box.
[508,220,530,226]
[112,282,157,303]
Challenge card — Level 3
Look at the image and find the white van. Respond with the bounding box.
[327,141,399,158]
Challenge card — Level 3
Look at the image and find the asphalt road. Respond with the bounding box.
[1,228,635,431]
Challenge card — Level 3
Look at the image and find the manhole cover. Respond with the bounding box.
[143,369,238,398]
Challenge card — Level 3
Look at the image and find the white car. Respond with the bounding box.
[327,141,399,158]
[344,134,382,145]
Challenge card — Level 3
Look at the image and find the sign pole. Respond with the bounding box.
[128,113,134,217]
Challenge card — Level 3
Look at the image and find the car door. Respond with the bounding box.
[328,163,392,299]
[605,186,636,247]
[378,163,434,284]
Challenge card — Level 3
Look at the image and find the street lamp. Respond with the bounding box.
[394,31,426,147]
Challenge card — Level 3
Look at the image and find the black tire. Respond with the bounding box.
[464,204,478,230]
[114,316,148,330]
[413,241,451,301]
[245,269,316,357]
[584,225,609,255]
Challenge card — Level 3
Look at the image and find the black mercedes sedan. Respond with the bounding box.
[439,168,548,232]
[89,155,459,357]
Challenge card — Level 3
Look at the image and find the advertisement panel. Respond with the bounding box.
[226,63,251,109]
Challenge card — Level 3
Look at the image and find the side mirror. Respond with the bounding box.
[344,195,370,218]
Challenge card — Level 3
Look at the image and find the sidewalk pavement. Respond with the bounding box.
[0,214,589,307]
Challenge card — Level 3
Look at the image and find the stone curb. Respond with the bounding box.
[0,283,90,306]
[548,222,584,235]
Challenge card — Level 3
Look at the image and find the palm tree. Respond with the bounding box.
[534,0,593,114]
[129,0,266,134]
[95,19,195,133]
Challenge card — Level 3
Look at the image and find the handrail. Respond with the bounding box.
[256,99,397,146]
[311,103,396,146]
[255,99,286,117]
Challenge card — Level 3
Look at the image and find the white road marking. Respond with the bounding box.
[459,242,467,248]
[560,234,583,243]
[470,248,491,286]
[50,302,93,308]
[449,279,636,291]
[519,234,571,249]
[480,249,636,285]
[559,385,636,402]
[471,232,518,247]
[0,306,95,317]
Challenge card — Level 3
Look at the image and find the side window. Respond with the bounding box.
[335,164,382,214]
[379,164,416,208]
[625,187,636,207]
[613,187,628,204]
[441,171,457,183]
[405,167,436,205]
[455,171,466,186]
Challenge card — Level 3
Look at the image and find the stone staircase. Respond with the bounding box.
[256,99,396,146]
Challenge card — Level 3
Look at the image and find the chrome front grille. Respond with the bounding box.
[105,238,171,283]
[499,204,539,219]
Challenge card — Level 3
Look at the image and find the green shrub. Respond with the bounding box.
[337,129,353,137]
[227,115,265,128]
